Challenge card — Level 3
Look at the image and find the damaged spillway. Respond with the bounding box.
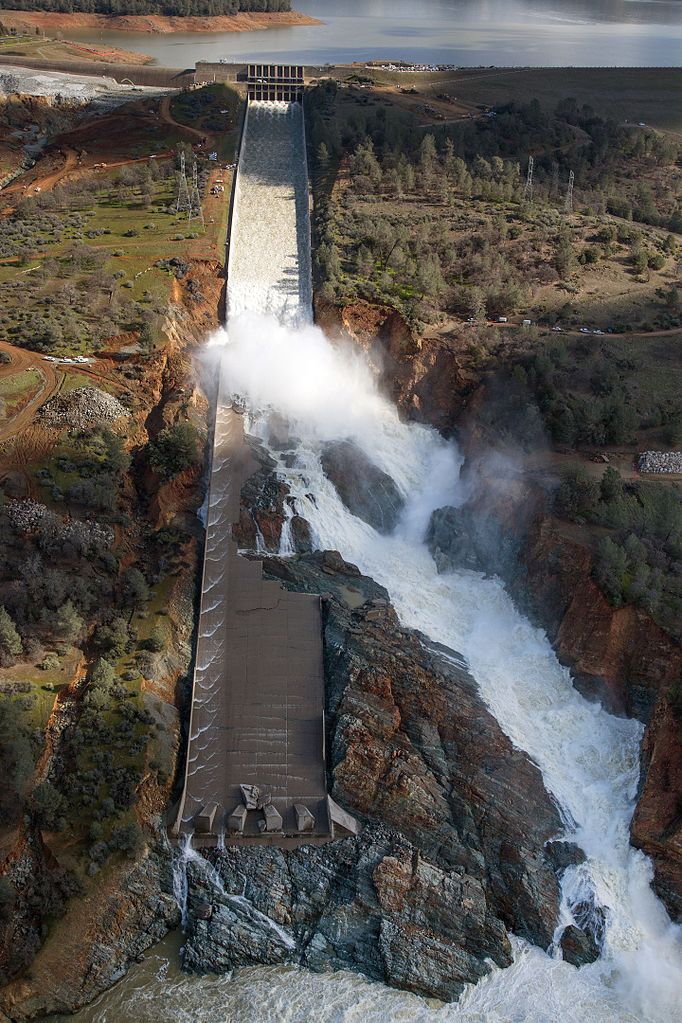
[174,100,344,845]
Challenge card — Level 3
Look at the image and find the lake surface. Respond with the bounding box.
[72,0,682,67]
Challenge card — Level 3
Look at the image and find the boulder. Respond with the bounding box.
[320,440,404,534]
[545,840,586,872]
[240,784,259,810]
[426,504,519,578]
[560,924,600,967]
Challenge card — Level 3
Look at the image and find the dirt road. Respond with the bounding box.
[0,341,63,444]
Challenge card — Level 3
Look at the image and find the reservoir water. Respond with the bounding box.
[71,0,682,67]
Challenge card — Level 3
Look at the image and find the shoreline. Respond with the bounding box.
[0,9,321,35]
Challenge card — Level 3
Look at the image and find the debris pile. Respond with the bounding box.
[638,451,682,474]
[40,387,129,428]
[7,498,114,549]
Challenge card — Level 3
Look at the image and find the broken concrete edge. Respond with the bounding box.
[327,796,359,837]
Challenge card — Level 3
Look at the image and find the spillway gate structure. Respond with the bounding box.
[173,88,356,849]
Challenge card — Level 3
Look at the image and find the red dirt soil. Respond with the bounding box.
[0,9,320,35]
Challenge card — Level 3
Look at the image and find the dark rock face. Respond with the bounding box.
[545,841,587,873]
[184,826,510,1002]
[320,440,404,534]
[290,513,312,554]
[232,438,288,552]
[631,691,682,921]
[183,550,564,999]
[426,504,520,578]
[560,924,601,967]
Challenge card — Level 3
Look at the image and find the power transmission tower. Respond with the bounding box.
[550,161,559,200]
[523,155,534,202]
[189,158,204,227]
[564,169,575,215]
[174,150,191,217]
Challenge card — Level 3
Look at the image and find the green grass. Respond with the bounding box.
[0,648,81,730]
[0,367,42,401]
[131,574,176,645]
[346,67,682,134]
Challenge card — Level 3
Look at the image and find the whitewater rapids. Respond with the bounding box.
[212,311,681,1023]
[66,312,682,1023]
[55,98,681,1023]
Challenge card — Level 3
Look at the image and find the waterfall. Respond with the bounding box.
[208,309,682,1023]
[168,97,682,1022]
[172,833,200,929]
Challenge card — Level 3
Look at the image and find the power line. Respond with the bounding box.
[523,155,534,202]
[174,149,191,217]
[564,169,575,215]
[189,158,204,227]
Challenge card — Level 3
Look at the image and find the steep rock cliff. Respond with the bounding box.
[324,303,682,924]
[182,550,565,998]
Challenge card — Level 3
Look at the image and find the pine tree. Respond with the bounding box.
[0,606,21,660]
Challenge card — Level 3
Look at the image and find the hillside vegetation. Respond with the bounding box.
[306,79,682,648]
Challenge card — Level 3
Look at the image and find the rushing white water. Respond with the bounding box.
[205,310,682,1023]
[227,101,312,327]
[52,93,682,1023]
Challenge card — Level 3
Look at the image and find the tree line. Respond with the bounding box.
[0,0,290,15]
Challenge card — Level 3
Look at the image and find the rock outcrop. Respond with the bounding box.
[0,834,179,1021]
[232,438,288,551]
[185,827,510,1002]
[630,691,682,921]
[182,549,564,998]
[320,440,404,534]
[315,300,478,436]
[427,503,521,578]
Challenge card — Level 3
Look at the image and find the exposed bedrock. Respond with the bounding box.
[231,437,288,551]
[183,549,564,998]
[320,440,404,534]
[426,503,521,578]
[184,827,509,1003]
[421,443,682,923]
[315,299,477,435]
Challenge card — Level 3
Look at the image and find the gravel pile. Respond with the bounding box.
[638,451,682,474]
[0,65,172,107]
[7,499,114,549]
[40,387,129,428]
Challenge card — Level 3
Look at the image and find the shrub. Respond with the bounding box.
[144,625,165,653]
[148,422,200,481]
[30,781,66,831]
[93,617,130,658]
[0,606,22,661]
